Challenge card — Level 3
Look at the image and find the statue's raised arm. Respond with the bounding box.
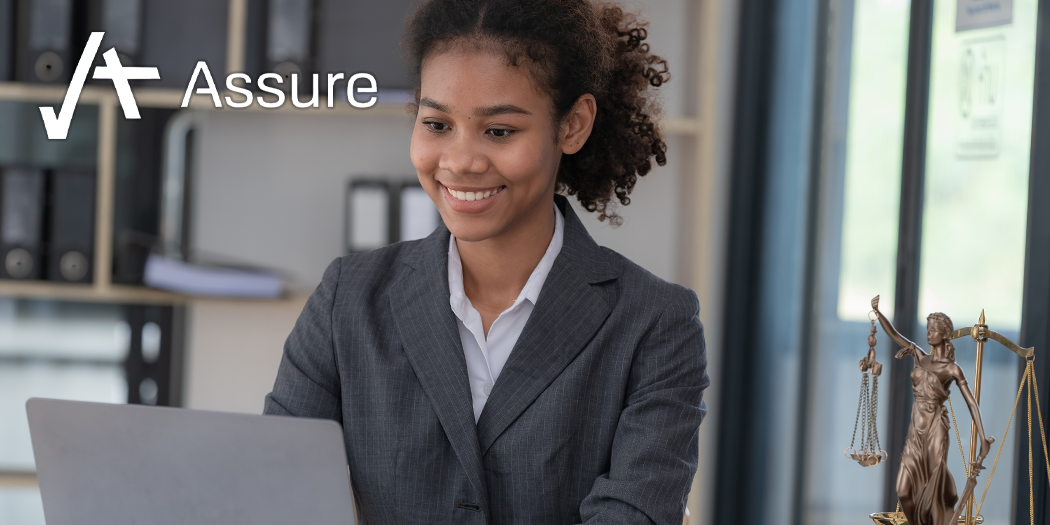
[870,295,926,360]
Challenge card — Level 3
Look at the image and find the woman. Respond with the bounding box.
[870,296,993,525]
[265,1,709,523]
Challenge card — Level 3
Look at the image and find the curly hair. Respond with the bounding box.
[403,0,670,224]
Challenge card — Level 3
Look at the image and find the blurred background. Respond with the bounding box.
[1,0,1050,524]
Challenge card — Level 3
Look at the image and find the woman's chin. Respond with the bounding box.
[443,218,504,244]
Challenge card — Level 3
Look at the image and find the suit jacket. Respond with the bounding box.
[264,195,710,525]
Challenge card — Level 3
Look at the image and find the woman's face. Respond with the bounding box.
[410,48,565,243]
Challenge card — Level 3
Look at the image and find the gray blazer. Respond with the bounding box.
[265,195,709,525]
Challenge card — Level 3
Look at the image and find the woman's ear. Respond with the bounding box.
[560,94,597,155]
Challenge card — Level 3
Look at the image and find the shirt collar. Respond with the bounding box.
[448,202,565,318]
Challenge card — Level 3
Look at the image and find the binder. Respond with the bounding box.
[0,167,46,280]
[345,180,391,253]
[76,0,142,71]
[0,0,14,81]
[98,0,141,64]
[15,0,74,83]
[266,0,312,92]
[113,229,155,285]
[47,168,95,283]
[139,0,227,89]
[315,0,417,93]
[398,183,440,242]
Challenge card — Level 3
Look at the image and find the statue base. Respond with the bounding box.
[868,513,984,525]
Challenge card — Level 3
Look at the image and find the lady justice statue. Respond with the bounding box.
[870,296,995,525]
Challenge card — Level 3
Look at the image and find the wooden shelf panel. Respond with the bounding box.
[0,281,188,305]
[0,280,315,305]
[0,470,37,488]
[662,118,701,135]
[0,82,700,132]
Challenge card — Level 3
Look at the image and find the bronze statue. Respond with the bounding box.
[870,296,994,525]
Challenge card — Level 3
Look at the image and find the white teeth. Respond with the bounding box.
[446,186,503,201]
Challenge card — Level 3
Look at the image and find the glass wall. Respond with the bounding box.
[919,0,1039,522]
[801,0,911,523]
[801,0,1039,523]
[718,0,1045,522]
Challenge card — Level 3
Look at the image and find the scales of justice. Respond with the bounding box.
[845,295,1050,525]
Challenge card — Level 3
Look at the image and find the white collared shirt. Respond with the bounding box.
[448,204,565,422]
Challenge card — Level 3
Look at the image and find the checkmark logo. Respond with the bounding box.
[40,32,160,140]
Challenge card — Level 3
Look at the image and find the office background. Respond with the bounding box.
[0,1,1049,525]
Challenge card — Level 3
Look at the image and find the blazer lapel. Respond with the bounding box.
[476,197,619,455]
[389,226,488,509]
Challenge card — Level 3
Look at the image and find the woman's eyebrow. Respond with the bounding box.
[419,97,451,113]
[475,104,532,117]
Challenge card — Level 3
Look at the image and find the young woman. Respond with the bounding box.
[265,1,710,523]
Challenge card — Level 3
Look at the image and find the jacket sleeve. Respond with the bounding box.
[578,287,710,525]
[263,257,344,423]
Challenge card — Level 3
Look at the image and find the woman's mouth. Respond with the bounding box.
[445,185,505,201]
[440,183,506,214]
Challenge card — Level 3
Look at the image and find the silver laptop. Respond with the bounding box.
[26,398,357,525]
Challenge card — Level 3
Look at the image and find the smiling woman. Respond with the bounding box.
[264,1,709,524]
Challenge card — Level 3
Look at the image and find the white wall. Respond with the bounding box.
[183,296,307,413]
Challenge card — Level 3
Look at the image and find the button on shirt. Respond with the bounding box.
[448,204,565,422]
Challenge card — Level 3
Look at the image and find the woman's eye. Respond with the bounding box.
[487,128,513,138]
[423,121,449,132]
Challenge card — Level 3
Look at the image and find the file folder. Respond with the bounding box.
[0,167,46,279]
[15,0,74,83]
[139,0,227,89]
[315,0,418,92]
[266,0,312,92]
[398,183,439,242]
[47,168,95,283]
[0,0,14,81]
[346,180,391,253]
[77,0,142,71]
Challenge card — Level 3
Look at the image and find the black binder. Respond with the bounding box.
[75,0,142,72]
[0,167,46,280]
[47,168,95,283]
[14,0,74,83]
[139,0,227,89]
[265,0,312,93]
[315,0,418,93]
[0,0,14,81]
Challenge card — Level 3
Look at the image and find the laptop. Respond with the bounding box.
[26,398,357,525]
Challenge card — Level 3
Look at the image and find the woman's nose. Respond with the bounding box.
[439,134,489,175]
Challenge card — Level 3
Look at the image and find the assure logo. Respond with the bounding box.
[42,32,379,140]
[41,32,159,140]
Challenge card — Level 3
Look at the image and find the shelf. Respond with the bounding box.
[0,470,37,488]
[0,280,188,305]
[0,82,701,133]
[0,279,316,305]
[0,82,416,117]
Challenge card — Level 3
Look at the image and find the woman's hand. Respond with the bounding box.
[871,295,881,312]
